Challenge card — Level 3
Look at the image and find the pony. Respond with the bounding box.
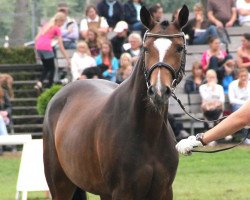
[43,5,189,200]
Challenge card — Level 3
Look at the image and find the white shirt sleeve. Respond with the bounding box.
[80,18,88,31]
[100,17,109,28]
[71,53,81,81]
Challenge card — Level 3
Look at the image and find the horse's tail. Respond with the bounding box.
[72,187,87,200]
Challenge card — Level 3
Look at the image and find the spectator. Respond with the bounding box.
[201,36,231,72]
[124,0,146,34]
[236,0,250,26]
[116,52,133,84]
[95,40,119,82]
[171,8,180,22]
[57,2,79,49]
[207,0,237,28]
[80,5,109,41]
[148,3,164,22]
[0,74,14,99]
[228,68,250,112]
[236,33,250,71]
[217,58,236,94]
[0,85,12,137]
[184,61,205,94]
[71,41,96,81]
[168,114,190,141]
[97,0,124,28]
[111,21,129,59]
[85,29,101,57]
[199,69,225,133]
[124,32,142,65]
[182,3,218,45]
[34,12,70,90]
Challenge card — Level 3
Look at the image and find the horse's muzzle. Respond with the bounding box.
[147,85,171,105]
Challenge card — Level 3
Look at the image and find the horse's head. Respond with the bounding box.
[140,5,189,106]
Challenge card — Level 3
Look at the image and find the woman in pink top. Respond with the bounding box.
[35,12,70,90]
[201,36,231,72]
[236,33,250,71]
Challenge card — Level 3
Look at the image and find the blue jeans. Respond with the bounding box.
[0,116,8,136]
[193,25,218,45]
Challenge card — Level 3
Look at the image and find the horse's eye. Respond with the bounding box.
[144,47,149,53]
[176,45,184,53]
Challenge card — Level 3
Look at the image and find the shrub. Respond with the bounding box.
[36,85,63,115]
[0,47,36,64]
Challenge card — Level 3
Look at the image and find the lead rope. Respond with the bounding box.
[160,99,249,153]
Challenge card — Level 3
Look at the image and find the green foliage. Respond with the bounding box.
[0,47,36,64]
[36,84,63,115]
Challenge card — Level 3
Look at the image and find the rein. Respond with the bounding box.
[171,92,227,123]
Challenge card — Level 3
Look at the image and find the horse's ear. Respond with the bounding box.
[175,5,189,29]
[140,6,155,30]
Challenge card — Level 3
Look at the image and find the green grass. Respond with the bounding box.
[1,147,250,200]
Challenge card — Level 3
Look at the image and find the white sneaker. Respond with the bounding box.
[242,138,250,145]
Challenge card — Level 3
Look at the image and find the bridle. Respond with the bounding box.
[142,30,226,124]
[142,30,187,90]
[142,30,249,153]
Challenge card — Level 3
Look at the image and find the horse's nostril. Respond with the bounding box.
[163,86,171,97]
[147,85,155,96]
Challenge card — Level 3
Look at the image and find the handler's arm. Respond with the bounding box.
[202,100,250,144]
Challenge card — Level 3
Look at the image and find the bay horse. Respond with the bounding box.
[43,5,189,200]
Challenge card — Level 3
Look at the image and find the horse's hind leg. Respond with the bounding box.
[43,126,76,200]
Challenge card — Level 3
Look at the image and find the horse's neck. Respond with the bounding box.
[122,56,169,140]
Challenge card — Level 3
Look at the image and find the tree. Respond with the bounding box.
[9,0,29,46]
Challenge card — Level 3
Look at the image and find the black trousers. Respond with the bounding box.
[40,58,55,88]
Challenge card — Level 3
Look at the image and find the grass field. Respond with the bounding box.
[0,146,250,200]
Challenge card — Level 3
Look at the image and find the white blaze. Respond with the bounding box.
[154,38,172,95]
[154,38,172,62]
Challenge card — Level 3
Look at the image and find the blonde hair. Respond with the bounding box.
[206,69,218,83]
[120,53,132,66]
[42,12,66,35]
[193,3,203,12]
[77,40,91,56]
[0,73,14,99]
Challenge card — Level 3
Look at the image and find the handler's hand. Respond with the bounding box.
[176,136,203,155]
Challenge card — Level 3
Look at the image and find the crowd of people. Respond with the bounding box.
[30,0,250,145]
[182,1,250,145]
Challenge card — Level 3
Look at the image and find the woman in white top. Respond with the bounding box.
[80,5,109,40]
[228,68,250,111]
[236,0,250,26]
[199,69,225,121]
[71,41,96,81]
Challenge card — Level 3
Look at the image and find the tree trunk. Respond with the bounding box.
[9,0,29,47]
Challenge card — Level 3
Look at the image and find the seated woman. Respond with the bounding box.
[199,69,225,130]
[71,41,97,81]
[124,32,142,65]
[184,61,205,94]
[116,53,133,84]
[201,36,232,73]
[236,33,250,72]
[183,3,218,45]
[95,40,119,82]
[228,68,250,112]
[80,5,109,41]
[85,29,101,57]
